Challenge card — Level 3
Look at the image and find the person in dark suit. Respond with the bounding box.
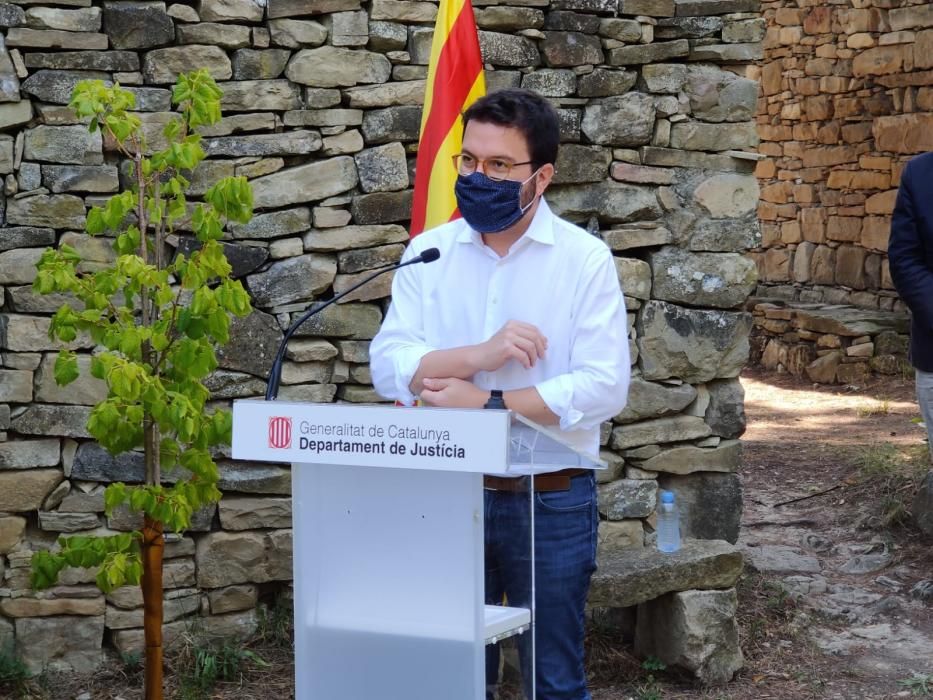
[889,151,933,462]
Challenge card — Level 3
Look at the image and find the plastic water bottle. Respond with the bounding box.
[656,490,681,553]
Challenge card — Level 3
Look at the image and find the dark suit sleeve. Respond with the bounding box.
[889,160,933,330]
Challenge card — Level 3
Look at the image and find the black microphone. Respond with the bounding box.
[264,247,441,401]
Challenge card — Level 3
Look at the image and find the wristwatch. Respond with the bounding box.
[484,389,507,410]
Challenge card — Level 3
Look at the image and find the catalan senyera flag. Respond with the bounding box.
[409,0,485,237]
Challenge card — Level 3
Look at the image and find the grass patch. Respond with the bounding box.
[856,397,892,418]
[255,597,294,649]
[0,644,31,699]
[899,672,933,696]
[856,442,930,526]
[175,638,269,700]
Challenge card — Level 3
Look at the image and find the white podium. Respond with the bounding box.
[232,400,603,700]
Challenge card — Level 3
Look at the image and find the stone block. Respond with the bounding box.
[615,377,697,424]
[598,478,658,519]
[229,207,311,239]
[290,302,383,340]
[231,48,292,80]
[637,440,741,475]
[213,309,283,379]
[763,248,790,282]
[553,144,611,184]
[196,530,293,587]
[889,4,933,32]
[658,472,742,543]
[268,0,362,16]
[11,404,92,438]
[635,588,743,683]
[0,469,62,512]
[792,241,815,283]
[219,497,292,530]
[199,0,264,22]
[582,92,655,146]
[873,113,933,154]
[303,224,407,252]
[649,247,757,309]
[478,6,545,31]
[350,191,413,224]
[245,254,336,308]
[344,80,425,108]
[674,0,758,16]
[620,0,674,15]
[589,538,743,607]
[598,519,644,554]
[6,28,108,50]
[21,69,108,104]
[669,121,759,151]
[522,68,576,97]
[608,39,689,66]
[354,142,409,193]
[0,516,26,553]
[616,257,652,300]
[541,31,603,67]
[286,46,391,87]
[806,350,842,384]
[636,301,750,382]
[2,596,104,617]
[268,18,327,47]
[612,415,711,450]
[208,585,260,614]
[577,68,637,97]
[142,45,232,83]
[689,42,762,62]
[0,368,32,402]
[15,615,104,673]
[251,156,358,209]
[361,105,422,144]
[479,31,540,67]
[835,245,868,289]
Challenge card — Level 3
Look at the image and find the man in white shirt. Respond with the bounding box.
[370,89,630,700]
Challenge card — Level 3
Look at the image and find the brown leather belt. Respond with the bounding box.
[483,468,589,493]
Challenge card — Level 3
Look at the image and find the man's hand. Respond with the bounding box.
[471,320,548,372]
[420,377,488,408]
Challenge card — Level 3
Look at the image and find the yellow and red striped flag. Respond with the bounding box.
[410,0,485,237]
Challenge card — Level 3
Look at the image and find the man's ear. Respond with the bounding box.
[535,163,555,197]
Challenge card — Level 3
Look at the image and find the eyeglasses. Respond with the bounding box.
[452,153,533,182]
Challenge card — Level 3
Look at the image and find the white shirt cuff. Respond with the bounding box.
[393,345,436,406]
[534,375,584,431]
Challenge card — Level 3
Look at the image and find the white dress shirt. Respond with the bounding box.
[369,198,631,457]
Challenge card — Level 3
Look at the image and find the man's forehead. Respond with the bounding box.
[462,121,530,157]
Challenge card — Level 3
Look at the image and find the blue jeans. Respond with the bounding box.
[918,369,933,462]
[484,472,598,700]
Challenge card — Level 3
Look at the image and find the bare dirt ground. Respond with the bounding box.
[9,368,933,700]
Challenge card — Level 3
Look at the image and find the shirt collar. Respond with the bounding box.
[455,197,556,247]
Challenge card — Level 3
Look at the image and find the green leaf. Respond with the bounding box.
[104,483,128,517]
[86,207,106,235]
[30,550,66,590]
[53,350,80,386]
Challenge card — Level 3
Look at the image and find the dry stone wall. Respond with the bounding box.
[0,0,760,672]
[754,0,933,312]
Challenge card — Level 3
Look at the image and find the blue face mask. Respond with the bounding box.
[454,170,539,234]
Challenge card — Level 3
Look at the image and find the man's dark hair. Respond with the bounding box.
[462,89,560,169]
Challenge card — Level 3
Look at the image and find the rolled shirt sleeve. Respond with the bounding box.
[369,243,437,406]
[534,246,631,431]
